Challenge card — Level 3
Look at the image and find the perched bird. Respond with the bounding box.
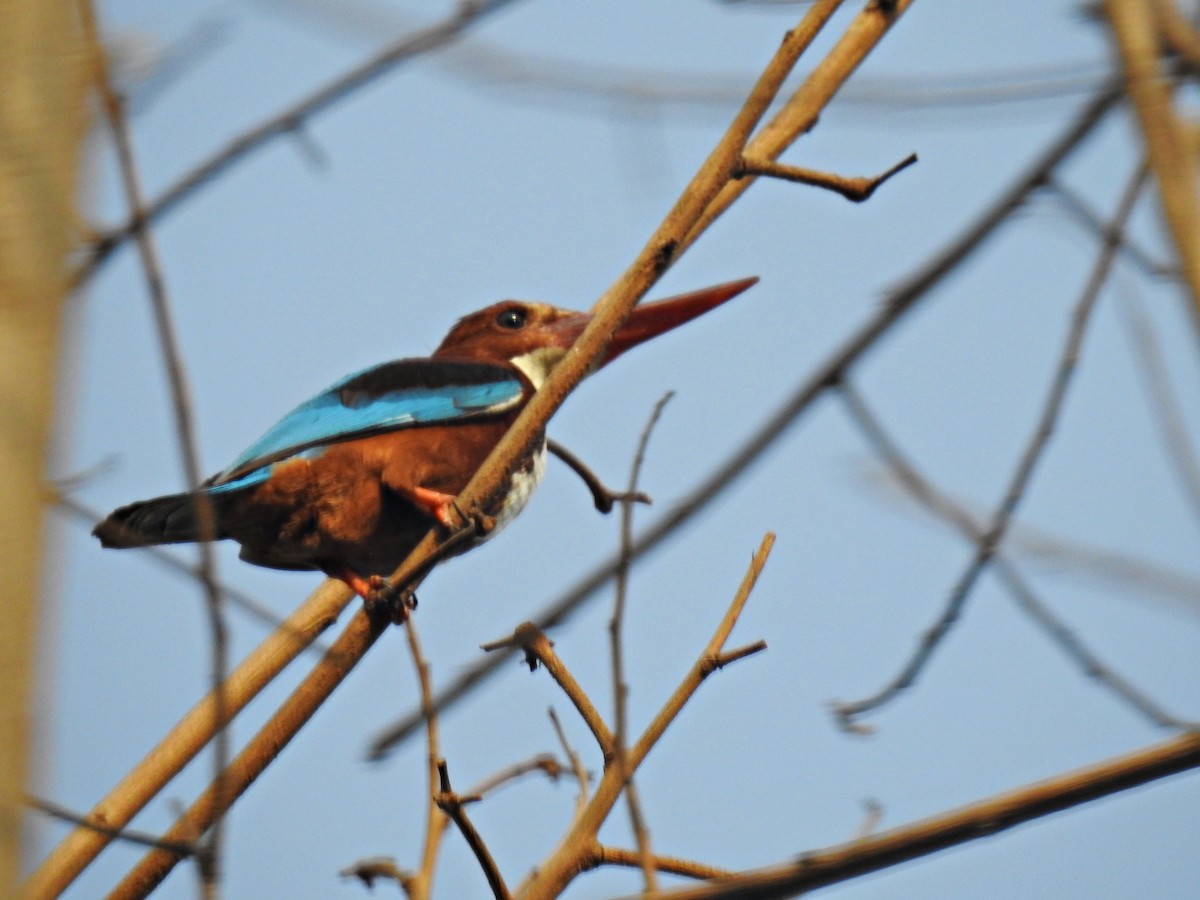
[94,277,757,604]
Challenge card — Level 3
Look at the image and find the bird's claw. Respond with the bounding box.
[363,575,418,625]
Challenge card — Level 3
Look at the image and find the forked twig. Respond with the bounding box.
[831,163,1151,727]
[515,534,773,899]
[434,762,508,900]
[840,381,1193,730]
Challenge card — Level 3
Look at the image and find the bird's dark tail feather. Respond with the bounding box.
[93,490,229,548]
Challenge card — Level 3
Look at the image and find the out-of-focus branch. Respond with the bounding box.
[25,580,354,898]
[405,617,442,900]
[0,2,87,894]
[108,606,388,899]
[840,381,1194,730]
[832,162,1150,727]
[1105,0,1200,317]
[367,80,1120,762]
[639,731,1200,900]
[75,0,522,286]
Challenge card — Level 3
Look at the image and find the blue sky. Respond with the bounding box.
[36,1,1200,897]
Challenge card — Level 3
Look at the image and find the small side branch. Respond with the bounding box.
[434,762,508,900]
[594,844,733,880]
[548,440,651,514]
[734,152,917,202]
[28,797,195,857]
[482,623,615,756]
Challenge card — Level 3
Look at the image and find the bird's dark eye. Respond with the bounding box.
[495,308,526,330]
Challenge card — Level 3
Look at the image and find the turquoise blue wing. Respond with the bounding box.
[214,359,524,484]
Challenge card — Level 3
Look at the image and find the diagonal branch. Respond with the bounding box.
[78,0,231,888]
[1105,0,1200,319]
[831,162,1150,726]
[840,380,1194,730]
[75,0,523,286]
[366,79,1121,762]
[640,731,1200,899]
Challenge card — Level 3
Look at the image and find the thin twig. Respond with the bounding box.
[547,440,651,513]
[548,708,591,820]
[365,81,1122,763]
[434,761,508,900]
[79,2,230,889]
[405,617,442,900]
[839,381,1193,730]
[516,534,773,899]
[735,152,917,202]
[27,797,195,857]
[1044,175,1174,277]
[74,0,522,286]
[1120,289,1200,530]
[832,163,1151,727]
[640,731,1200,899]
[594,845,732,880]
[485,624,614,755]
[610,393,673,892]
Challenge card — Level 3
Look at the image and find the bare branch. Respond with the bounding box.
[839,381,1195,730]
[639,731,1200,899]
[735,152,917,202]
[548,708,591,819]
[405,617,443,899]
[79,0,230,886]
[27,797,195,857]
[515,534,774,899]
[107,606,389,899]
[485,623,614,756]
[547,440,652,513]
[434,761,508,900]
[832,163,1150,727]
[75,0,523,285]
[610,392,674,892]
[1105,0,1200,317]
[594,845,732,881]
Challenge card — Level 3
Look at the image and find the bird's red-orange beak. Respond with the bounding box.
[546,276,758,365]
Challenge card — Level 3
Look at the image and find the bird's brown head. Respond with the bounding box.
[433,276,758,388]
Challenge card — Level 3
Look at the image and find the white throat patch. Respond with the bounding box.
[510,346,567,390]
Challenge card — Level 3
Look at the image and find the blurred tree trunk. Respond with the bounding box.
[0,1,86,893]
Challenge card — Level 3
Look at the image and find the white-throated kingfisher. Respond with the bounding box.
[94,277,757,605]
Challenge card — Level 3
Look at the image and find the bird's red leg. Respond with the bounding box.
[401,485,459,528]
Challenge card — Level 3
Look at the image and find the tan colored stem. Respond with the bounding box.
[644,731,1200,899]
[25,581,353,897]
[0,2,87,895]
[1105,0,1200,316]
